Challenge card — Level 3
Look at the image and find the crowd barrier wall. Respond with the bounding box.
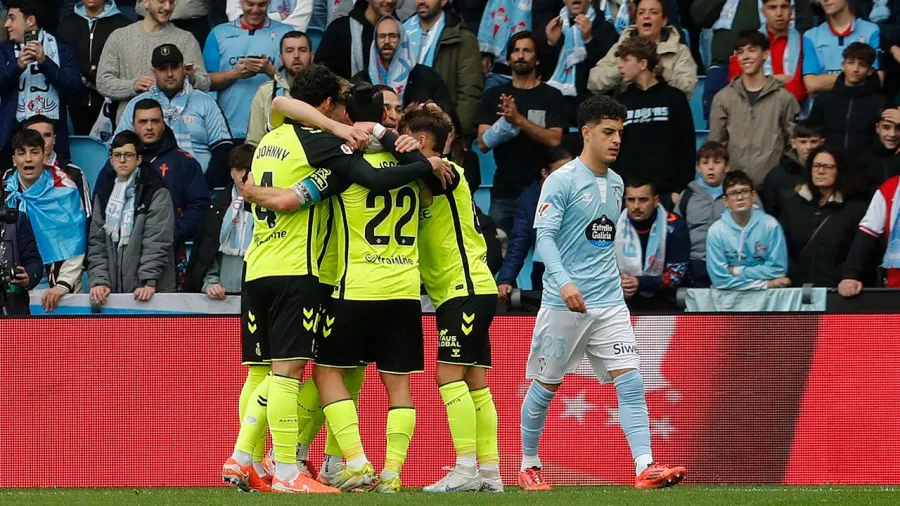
[2,313,898,487]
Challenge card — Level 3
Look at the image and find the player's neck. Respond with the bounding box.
[577,154,608,176]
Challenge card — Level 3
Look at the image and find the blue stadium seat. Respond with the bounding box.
[690,76,706,131]
[696,130,708,150]
[69,136,108,190]
[473,140,495,187]
[307,26,325,53]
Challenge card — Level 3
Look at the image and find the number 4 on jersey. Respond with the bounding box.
[254,171,277,229]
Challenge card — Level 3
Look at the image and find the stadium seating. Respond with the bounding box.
[69,136,108,191]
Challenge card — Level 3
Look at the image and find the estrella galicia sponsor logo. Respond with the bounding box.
[584,215,615,248]
[364,253,414,265]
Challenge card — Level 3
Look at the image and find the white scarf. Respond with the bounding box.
[616,204,668,279]
[404,11,446,66]
[104,170,138,248]
[16,30,62,121]
[350,17,366,75]
[546,5,596,97]
[219,186,254,256]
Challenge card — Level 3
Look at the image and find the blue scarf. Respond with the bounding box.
[271,0,297,18]
[884,185,900,269]
[695,172,724,200]
[104,169,137,247]
[547,5,596,97]
[613,0,630,33]
[404,11,446,66]
[616,205,668,293]
[219,186,255,256]
[870,0,891,23]
[761,25,801,77]
[477,0,532,65]
[16,30,61,121]
[369,17,415,102]
[4,166,87,264]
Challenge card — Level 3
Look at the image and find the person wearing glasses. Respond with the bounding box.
[705,170,791,290]
[88,130,176,303]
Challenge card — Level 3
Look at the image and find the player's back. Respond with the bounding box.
[534,158,625,309]
[244,124,325,282]
[418,161,496,307]
[323,150,421,301]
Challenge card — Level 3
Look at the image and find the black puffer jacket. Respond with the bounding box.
[808,73,887,162]
[858,140,900,193]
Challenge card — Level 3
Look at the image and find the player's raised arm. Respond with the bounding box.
[271,96,370,150]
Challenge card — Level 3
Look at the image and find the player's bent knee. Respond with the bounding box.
[608,367,639,381]
[435,363,466,386]
[463,367,487,390]
[535,379,562,392]
[271,359,307,378]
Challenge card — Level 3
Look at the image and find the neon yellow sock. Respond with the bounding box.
[296,378,320,447]
[268,375,300,464]
[234,375,270,454]
[471,387,499,465]
[323,399,365,462]
[384,407,415,473]
[238,365,270,462]
[439,381,477,458]
[323,365,367,456]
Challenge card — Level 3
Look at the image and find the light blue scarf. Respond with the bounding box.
[404,11,446,66]
[870,0,891,23]
[616,204,668,287]
[4,166,87,264]
[695,172,724,200]
[761,24,801,77]
[547,5,596,97]
[614,0,631,33]
[368,17,415,102]
[16,30,61,121]
[219,187,254,256]
[481,117,520,148]
[104,169,137,247]
[350,17,366,75]
[477,0,532,65]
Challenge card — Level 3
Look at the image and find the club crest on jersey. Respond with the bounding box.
[340,144,353,155]
[584,215,615,248]
[537,202,552,219]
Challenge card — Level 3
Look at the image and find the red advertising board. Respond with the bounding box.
[1,314,898,487]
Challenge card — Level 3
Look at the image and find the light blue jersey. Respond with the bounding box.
[534,157,625,310]
[203,18,293,138]
[705,207,788,290]
[116,82,232,173]
[802,18,880,76]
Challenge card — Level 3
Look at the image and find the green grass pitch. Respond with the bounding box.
[2,486,899,506]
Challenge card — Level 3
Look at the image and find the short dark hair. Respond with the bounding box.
[21,114,55,133]
[722,170,755,192]
[133,98,163,118]
[576,94,627,129]
[229,143,255,171]
[636,0,668,21]
[505,31,539,64]
[696,141,729,163]
[290,66,342,108]
[110,130,142,152]
[792,119,823,139]
[6,0,45,27]
[374,84,396,95]
[734,30,770,52]
[400,105,452,153]
[345,82,384,123]
[545,145,572,167]
[280,31,311,52]
[843,42,877,66]
[615,36,660,71]
[11,129,45,153]
[625,179,658,196]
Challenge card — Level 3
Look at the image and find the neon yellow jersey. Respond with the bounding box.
[417,161,496,307]
[321,151,421,301]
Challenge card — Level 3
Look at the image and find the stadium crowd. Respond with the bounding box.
[1,0,900,317]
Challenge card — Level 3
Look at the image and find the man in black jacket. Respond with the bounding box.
[859,106,900,192]
[57,0,130,135]
[761,120,824,218]
[317,0,397,79]
[0,208,43,315]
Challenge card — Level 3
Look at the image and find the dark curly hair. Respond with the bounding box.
[290,65,342,109]
[804,144,864,200]
[615,36,660,72]
[576,95,627,129]
[345,82,384,123]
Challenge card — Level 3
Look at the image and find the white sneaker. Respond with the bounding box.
[317,460,344,486]
[479,473,505,492]
[423,465,482,493]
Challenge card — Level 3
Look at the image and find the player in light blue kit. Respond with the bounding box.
[517,95,687,491]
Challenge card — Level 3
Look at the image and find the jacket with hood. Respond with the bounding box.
[859,139,900,192]
[779,184,868,287]
[316,0,375,79]
[429,9,483,138]
[676,180,727,281]
[94,127,211,249]
[761,151,805,218]
[88,164,177,294]
[705,207,789,290]
[587,25,698,98]
[57,2,131,118]
[353,64,456,117]
[183,184,234,293]
[246,70,292,146]
[809,73,887,162]
[708,76,800,186]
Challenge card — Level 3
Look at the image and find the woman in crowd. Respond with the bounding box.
[88,130,176,303]
[779,145,869,287]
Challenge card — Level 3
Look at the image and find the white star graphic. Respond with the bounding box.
[559,390,597,424]
[606,407,620,427]
[651,417,675,439]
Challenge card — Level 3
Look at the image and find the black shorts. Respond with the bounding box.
[316,299,423,374]
[435,295,496,367]
[241,275,321,363]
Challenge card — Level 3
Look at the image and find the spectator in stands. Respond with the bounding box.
[404,0,483,138]
[706,170,791,290]
[860,106,900,191]
[116,44,233,188]
[540,0,617,124]
[614,36,694,210]
[0,200,42,315]
[779,144,868,287]
[808,43,886,161]
[0,0,84,165]
[96,0,210,124]
[3,129,88,311]
[57,0,131,135]
[184,144,255,297]
[709,30,799,186]
[137,0,211,46]
[316,0,397,79]
[761,120,824,218]
[352,16,455,113]
[88,130,175,303]
[205,0,292,144]
[226,0,314,31]
[587,0,697,97]
[725,0,807,103]
[802,0,881,94]
[616,179,690,309]
[476,0,530,88]
[246,31,314,146]
[476,31,566,233]
[497,145,571,302]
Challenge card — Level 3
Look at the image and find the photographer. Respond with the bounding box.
[0,205,42,315]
